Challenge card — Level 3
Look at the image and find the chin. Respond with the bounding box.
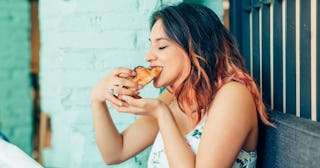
[153,78,166,88]
[153,81,162,88]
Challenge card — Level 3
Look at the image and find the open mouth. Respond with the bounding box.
[150,66,163,78]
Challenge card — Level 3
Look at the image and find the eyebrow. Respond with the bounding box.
[148,37,170,42]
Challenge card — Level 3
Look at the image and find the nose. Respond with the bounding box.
[144,49,157,62]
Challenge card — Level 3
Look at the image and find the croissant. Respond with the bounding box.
[128,66,162,86]
[118,66,162,99]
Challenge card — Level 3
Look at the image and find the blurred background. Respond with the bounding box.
[1,0,319,167]
[0,0,227,167]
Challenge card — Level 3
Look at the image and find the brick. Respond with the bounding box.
[0,29,29,42]
[0,40,30,53]
[60,87,92,107]
[0,57,30,69]
[11,131,33,155]
[3,107,32,123]
[0,71,9,79]
[0,12,30,29]
[137,0,159,12]
[58,12,149,32]
[39,99,61,116]
[135,30,152,49]
[56,31,136,49]
[0,8,9,18]
[38,0,64,18]
[138,0,182,13]
[38,16,61,30]
[74,0,138,13]
[90,49,148,70]
[0,80,29,93]
[11,69,31,80]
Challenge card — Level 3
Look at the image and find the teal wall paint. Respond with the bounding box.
[39,0,223,167]
[184,0,224,21]
[0,0,33,155]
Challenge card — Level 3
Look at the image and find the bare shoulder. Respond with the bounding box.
[197,83,258,167]
[215,81,253,101]
[209,81,257,127]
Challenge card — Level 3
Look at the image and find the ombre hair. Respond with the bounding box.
[150,3,273,126]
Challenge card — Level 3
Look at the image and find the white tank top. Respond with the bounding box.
[147,115,257,168]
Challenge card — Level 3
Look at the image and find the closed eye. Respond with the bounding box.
[158,46,168,50]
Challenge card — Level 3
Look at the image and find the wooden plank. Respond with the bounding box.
[273,0,284,112]
[300,0,311,119]
[229,0,242,51]
[252,1,261,86]
[317,0,320,122]
[261,4,271,108]
[285,0,297,116]
[30,1,40,74]
[38,112,51,164]
[241,0,252,72]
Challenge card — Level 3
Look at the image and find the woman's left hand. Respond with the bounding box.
[110,95,168,119]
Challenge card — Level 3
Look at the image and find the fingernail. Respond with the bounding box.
[121,95,127,101]
[131,71,136,76]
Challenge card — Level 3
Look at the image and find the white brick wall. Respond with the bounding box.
[39,0,181,167]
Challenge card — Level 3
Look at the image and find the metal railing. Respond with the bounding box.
[230,0,319,121]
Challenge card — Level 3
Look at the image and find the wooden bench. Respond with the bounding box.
[257,111,320,168]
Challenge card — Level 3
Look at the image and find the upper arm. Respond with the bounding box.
[119,89,173,161]
[196,82,257,167]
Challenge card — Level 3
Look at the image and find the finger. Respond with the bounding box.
[106,91,127,107]
[109,101,134,112]
[113,85,140,96]
[109,101,143,114]
[115,78,142,90]
[121,95,146,107]
[118,73,129,78]
[113,67,136,77]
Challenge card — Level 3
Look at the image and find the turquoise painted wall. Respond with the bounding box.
[0,0,33,155]
[184,0,224,20]
[39,0,223,167]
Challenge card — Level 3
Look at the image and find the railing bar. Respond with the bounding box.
[311,0,317,121]
[270,2,274,109]
[252,6,261,85]
[283,0,286,113]
[317,0,320,122]
[260,8,263,95]
[262,4,271,107]
[296,0,301,117]
[241,0,251,74]
[286,0,297,116]
[273,0,284,112]
[299,0,312,119]
[250,12,253,77]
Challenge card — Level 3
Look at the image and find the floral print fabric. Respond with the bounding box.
[148,115,257,168]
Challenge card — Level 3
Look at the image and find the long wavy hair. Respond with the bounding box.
[150,2,273,126]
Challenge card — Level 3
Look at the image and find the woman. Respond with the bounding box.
[91,2,273,168]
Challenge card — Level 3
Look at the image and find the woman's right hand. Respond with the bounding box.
[90,67,142,106]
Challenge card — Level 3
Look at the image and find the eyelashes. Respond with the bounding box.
[158,46,168,50]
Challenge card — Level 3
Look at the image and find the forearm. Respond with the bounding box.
[91,100,123,163]
[158,107,195,168]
